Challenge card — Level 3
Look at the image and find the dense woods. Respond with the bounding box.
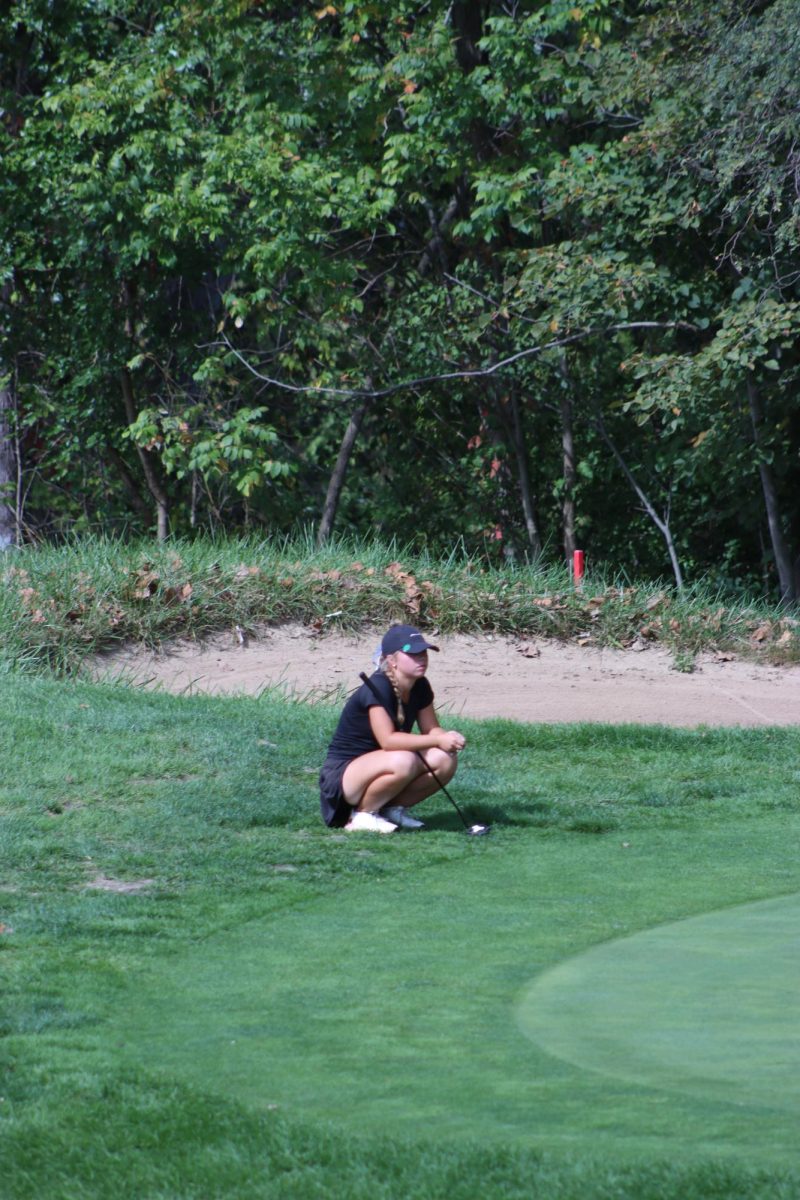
[2,1,799,597]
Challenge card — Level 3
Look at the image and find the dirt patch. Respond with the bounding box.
[92,624,800,728]
[85,876,156,894]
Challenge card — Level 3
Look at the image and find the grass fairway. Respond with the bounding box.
[3,674,800,1198]
[519,892,800,1120]
[108,833,800,1163]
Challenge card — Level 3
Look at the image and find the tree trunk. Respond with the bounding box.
[594,407,684,590]
[508,389,542,558]
[317,398,371,545]
[104,443,153,521]
[119,367,170,541]
[0,369,16,550]
[121,278,169,540]
[558,355,576,562]
[747,374,796,604]
[451,0,488,72]
[0,283,16,549]
[481,395,519,562]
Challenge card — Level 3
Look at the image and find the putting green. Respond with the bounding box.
[517,892,800,1112]
[101,831,800,1164]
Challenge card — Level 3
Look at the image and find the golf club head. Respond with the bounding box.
[467,823,491,836]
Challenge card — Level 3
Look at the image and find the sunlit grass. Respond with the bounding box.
[2,672,800,1198]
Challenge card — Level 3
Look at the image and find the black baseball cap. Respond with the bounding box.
[381,624,440,655]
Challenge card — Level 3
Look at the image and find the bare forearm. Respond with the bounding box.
[380,729,445,752]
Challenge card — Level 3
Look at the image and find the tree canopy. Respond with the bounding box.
[2,0,799,597]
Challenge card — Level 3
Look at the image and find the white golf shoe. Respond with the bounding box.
[344,810,397,833]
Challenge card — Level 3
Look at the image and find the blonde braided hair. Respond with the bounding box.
[379,655,405,728]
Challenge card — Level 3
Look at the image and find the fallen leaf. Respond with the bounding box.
[645,592,666,611]
[515,642,540,658]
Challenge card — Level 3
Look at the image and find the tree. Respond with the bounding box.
[2,0,798,597]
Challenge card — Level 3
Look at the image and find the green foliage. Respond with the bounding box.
[125,405,293,496]
[2,1,799,594]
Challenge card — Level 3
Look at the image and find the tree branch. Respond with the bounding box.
[213,321,698,400]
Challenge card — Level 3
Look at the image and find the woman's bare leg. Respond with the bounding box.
[342,750,422,813]
[388,748,458,808]
[342,748,459,813]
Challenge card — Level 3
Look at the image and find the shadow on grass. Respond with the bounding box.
[424,793,620,834]
[423,797,619,835]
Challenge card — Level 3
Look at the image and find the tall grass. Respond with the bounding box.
[1,533,797,674]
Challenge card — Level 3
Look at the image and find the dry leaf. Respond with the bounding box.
[515,642,540,658]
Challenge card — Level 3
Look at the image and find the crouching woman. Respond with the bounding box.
[319,624,466,832]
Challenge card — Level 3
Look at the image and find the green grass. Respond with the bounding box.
[2,672,800,1198]
[1,532,799,675]
[519,893,800,1115]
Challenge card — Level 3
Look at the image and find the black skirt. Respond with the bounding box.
[319,758,352,827]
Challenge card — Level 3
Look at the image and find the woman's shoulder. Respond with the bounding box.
[360,671,393,703]
[411,675,434,706]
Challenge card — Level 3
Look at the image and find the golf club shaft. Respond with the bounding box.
[358,671,471,830]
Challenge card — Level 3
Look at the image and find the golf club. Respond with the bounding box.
[358,671,490,836]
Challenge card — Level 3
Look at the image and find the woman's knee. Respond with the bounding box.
[387,750,421,781]
[425,748,458,781]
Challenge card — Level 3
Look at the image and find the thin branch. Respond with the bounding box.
[212,321,698,400]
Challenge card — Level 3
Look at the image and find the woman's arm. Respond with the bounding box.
[368,704,466,753]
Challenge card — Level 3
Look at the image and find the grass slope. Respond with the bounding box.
[2,533,799,674]
[2,674,800,1198]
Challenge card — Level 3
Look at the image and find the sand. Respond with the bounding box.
[93,624,800,727]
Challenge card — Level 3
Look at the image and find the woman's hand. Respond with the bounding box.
[436,729,466,754]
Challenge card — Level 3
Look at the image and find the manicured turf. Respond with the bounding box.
[3,673,800,1197]
[97,827,800,1165]
[519,892,800,1117]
